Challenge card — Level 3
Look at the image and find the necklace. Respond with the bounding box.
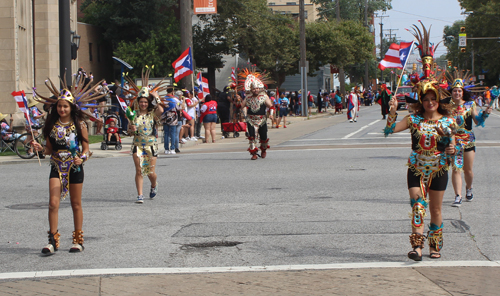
[58,119,70,125]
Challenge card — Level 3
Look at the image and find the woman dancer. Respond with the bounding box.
[447,74,492,206]
[384,22,457,261]
[32,76,106,254]
[121,68,166,203]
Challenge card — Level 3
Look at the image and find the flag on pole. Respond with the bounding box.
[231,67,236,83]
[11,90,32,126]
[196,72,210,99]
[378,41,414,71]
[117,97,128,112]
[172,47,193,82]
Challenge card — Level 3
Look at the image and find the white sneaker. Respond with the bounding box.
[136,195,144,204]
[164,150,170,154]
[199,136,205,139]
[170,150,176,155]
[190,137,197,141]
[180,139,187,144]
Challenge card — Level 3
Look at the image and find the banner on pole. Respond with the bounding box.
[194,0,217,15]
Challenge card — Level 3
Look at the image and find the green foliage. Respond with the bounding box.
[80,0,177,48]
[306,20,374,80]
[114,24,180,79]
[457,0,500,85]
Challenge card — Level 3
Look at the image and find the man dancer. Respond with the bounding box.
[240,74,273,160]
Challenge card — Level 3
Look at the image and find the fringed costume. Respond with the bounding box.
[33,72,105,255]
[238,68,274,160]
[385,22,457,260]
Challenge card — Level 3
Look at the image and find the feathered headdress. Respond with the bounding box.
[237,67,274,92]
[445,69,487,93]
[406,22,448,103]
[120,65,171,109]
[32,72,108,120]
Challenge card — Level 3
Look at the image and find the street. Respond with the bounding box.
[1,105,500,295]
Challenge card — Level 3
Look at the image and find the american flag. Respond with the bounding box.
[231,67,236,83]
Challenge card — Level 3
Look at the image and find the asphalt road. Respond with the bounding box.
[1,105,499,274]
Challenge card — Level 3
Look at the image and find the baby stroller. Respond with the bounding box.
[222,122,247,138]
[100,113,122,150]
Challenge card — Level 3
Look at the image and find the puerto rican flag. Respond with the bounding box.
[196,72,210,99]
[172,47,193,82]
[11,90,32,125]
[231,67,236,83]
[378,41,414,71]
[117,97,128,112]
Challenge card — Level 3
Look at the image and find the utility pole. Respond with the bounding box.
[180,0,193,90]
[363,0,369,90]
[59,0,71,87]
[337,0,346,103]
[385,28,398,41]
[300,0,308,117]
[376,14,388,85]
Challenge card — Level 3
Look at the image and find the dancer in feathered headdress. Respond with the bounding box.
[120,66,165,203]
[238,67,274,160]
[384,21,458,261]
[31,72,108,255]
[445,69,492,207]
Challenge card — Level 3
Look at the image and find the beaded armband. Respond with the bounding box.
[383,113,397,137]
[80,152,90,163]
[475,109,489,127]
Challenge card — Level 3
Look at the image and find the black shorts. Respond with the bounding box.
[132,145,158,157]
[464,146,476,152]
[49,165,84,184]
[407,169,448,191]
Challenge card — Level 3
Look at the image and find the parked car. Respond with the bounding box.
[395,86,412,110]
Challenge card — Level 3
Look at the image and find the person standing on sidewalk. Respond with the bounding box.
[239,69,273,160]
[347,87,360,122]
[384,23,458,261]
[379,84,391,119]
[32,75,106,255]
[448,74,492,207]
[161,96,179,154]
[275,92,289,128]
[200,94,218,143]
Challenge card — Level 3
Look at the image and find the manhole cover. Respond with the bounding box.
[181,241,242,249]
[7,202,70,210]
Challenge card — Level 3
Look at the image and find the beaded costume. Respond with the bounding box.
[131,112,158,176]
[48,121,85,200]
[237,68,274,159]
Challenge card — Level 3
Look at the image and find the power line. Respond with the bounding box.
[390,9,457,24]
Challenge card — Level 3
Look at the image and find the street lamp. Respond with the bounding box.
[70,30,81,60]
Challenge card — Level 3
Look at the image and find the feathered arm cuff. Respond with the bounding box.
[475,109,489,127]
[384,113,397,137]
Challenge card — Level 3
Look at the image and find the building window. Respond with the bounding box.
[89,43,93,61]
[269,2,275,5]
[97,44,101,62]
[286,2,296,5]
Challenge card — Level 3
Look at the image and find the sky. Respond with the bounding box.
[374,0,466,58]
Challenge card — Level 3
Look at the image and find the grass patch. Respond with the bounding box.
[88,135,103,144]
[0,150,18,157]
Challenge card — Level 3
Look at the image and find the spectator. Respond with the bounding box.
[276,93,289,128]
[160,96,179,154]
[1,113,27,144]
[200,94,217,143]
[217,86,231,132]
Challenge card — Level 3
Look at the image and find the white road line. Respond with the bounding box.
[1,261,499,280]
[342,120,381,139]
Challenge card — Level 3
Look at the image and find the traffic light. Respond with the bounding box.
[461,48,466,53]
[460,27,466,33]
[447,61,452,67]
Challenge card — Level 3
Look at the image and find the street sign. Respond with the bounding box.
[478,74,485,80]
[471,76,476,82]
[459,33,467,47]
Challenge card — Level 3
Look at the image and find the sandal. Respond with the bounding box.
[408,246,423,261]
[429,252,441,259]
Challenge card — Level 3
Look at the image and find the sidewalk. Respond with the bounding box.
[0,110,337,165]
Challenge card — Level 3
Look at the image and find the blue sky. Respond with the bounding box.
[374,0,466,58]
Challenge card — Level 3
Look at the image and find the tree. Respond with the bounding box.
[458,0,500,85]
[80,0,177,48]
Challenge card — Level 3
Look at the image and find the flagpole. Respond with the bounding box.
[393,41,415,97]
